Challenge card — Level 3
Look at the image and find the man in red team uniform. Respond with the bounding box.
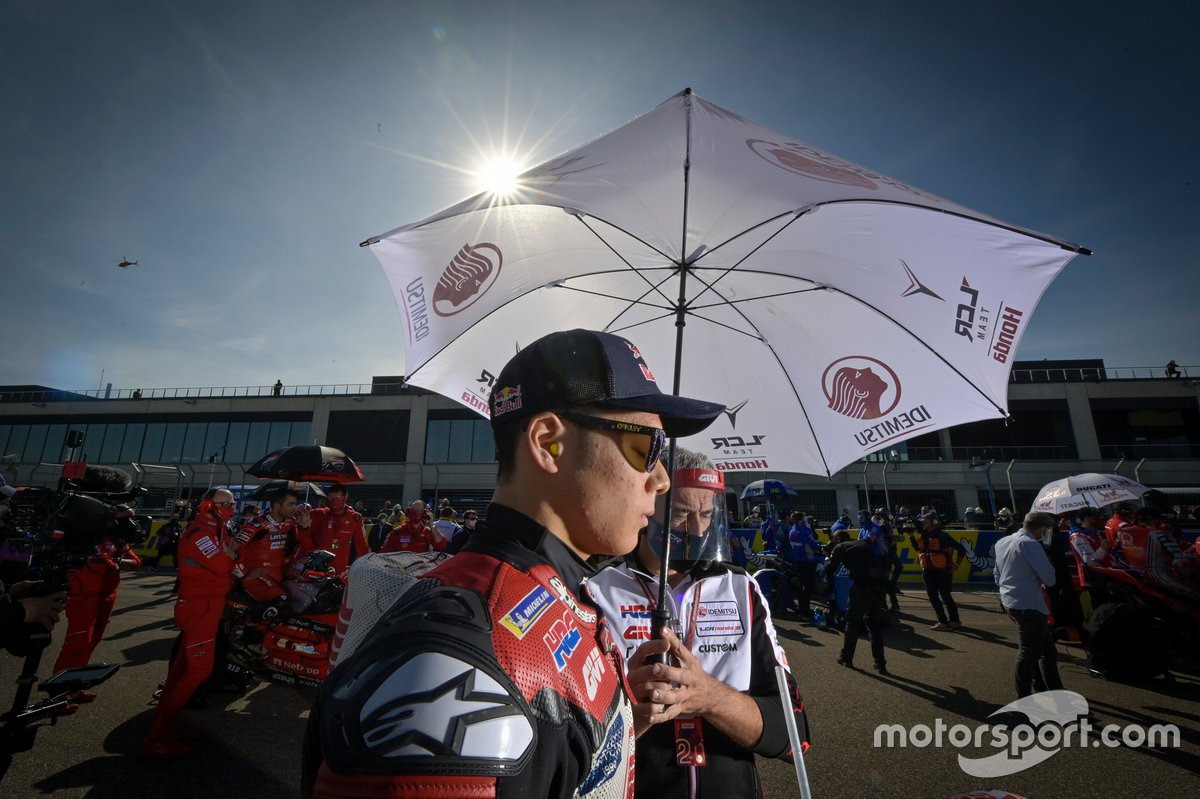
[379,500,436,553]
[296,485,367,578]
[305,329,726,798]
[234,487,303,603]
[53,534,141,684]
[141,489,237,758]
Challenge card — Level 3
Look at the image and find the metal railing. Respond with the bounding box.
[1009,364,1197,383]
[3,362,1196,404]
[901,445,1074,461]
[0,382,415,403]
[1098,444,1200,460]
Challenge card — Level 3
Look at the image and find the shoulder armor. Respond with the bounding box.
[319,583,536,777]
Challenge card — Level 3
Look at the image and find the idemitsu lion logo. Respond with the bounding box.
[821,356,901,421]
[433,243,503,317]
[746,139,878,189]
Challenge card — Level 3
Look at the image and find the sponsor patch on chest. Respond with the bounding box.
[694,600,744,637]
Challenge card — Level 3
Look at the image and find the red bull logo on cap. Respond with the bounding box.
[492,384,523,417]
[623,339,656,382]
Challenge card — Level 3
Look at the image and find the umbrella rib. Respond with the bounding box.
[688,209,800,263]
[606,311,680,336]
[688,286,825,310]
[682,273,834,478]
[681,310,765,342]
[825,286,1007,417]
[554,284,675,311]
[573,214,679,306]
[684,208,815,310]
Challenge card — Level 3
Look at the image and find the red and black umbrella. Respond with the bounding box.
[249,479,328,501]
[246,446,365,484]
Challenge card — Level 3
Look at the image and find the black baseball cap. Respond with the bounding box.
[488,329,725,438]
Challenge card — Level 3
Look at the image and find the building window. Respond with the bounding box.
[6,426,29,461]
[43,424,67,463]
[100,424,126,463]
[141,423,166,463]
[425,417,495,464]
[24,425,49,464]
[204,422,229,462]
[326,410,410,462]
[225,422,249,463]
[160,423,186,463]
[290,420,312,447]
[121,424,146,463]
[245,422,272,463]
[267,421,293,454]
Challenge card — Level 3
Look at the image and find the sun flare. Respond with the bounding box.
[473,155,524,197]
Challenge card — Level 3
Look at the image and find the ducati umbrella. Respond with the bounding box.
[363,89,1088,754]
[739,478,800,500]
[1032,472,1150,515]
[246,445,365,484]
[249,479,327,501]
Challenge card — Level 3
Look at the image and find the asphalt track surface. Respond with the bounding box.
[2,573,1197,798]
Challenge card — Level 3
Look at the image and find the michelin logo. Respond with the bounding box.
[499,586,555,640]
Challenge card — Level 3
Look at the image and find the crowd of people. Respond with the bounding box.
[1,326,1197,797]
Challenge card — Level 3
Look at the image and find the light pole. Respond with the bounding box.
[206,445,227,489]
[881,449,899,515]
[969,457,997,519]
[861,460,871,512]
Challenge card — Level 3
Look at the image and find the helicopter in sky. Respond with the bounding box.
[117,258,138,268]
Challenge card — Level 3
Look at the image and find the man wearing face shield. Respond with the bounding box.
[589,447,810,799]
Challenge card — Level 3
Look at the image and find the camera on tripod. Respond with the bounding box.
[0,431,148,779]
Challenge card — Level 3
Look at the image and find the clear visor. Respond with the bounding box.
[646,469,729,569]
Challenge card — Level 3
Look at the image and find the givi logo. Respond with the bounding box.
[433,243,503,317]
[821,356,901,421]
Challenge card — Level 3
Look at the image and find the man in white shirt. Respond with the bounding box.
[993,511,1063,698]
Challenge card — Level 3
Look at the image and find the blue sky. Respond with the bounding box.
[2,0,1197,392]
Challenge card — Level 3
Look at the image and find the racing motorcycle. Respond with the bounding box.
[222,551,344,689]
[1083,555,1200,682]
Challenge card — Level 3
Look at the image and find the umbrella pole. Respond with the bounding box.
[653,88,694,637]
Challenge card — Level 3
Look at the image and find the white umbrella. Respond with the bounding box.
[1031,472,1150,515]
[365,89,1088,476]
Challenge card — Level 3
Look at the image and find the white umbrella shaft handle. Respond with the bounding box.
[775,665,813,799]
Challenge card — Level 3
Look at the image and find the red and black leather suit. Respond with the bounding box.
[298,505,367,578]
[235,512,297,603]
[54,536,140,671]
[146,504,235,742]
[304,503,636,799]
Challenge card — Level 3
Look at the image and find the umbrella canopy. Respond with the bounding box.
[249,480,327,501]
[365,89,1087,476]
[1031,473,1150,515]
[739,479,800,500]
[246,446,365,484]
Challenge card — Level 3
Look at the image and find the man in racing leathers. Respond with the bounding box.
[589,447,809,799]
[141,489,237,758]
[304,329,725,799]
[234,487,303,605]
[296,484,367,578]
